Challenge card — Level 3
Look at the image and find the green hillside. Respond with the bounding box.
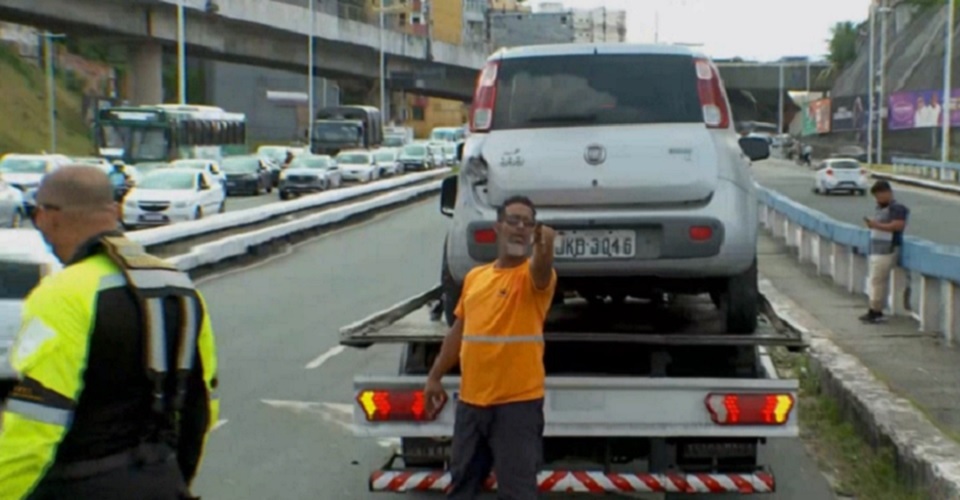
[0,44,94,156]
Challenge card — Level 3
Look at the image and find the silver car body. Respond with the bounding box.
[444,43,762,326]
[0,154,73,212]
[279,155,342,195]
[0,229,62,380]
[335,150,379,182]
[373,148,402,176]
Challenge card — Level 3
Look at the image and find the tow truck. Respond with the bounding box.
[340,279,806,495]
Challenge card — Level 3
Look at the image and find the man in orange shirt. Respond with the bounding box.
[424,195,557,500]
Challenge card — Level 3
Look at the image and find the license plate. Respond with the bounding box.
[140,214,166,222]
[554,230,636,259]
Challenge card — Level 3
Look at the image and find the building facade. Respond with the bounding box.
[572,7,627,43]
[488,10,575,51]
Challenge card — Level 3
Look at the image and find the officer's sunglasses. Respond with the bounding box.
[29,202,62,224]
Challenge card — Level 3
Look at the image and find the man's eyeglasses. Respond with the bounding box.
[502,216,536,228]
[29,202,61,223]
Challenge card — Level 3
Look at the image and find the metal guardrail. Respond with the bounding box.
[891,156,960,184]
[756,185,960,342]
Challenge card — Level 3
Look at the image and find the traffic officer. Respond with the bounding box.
[0,166,220,499]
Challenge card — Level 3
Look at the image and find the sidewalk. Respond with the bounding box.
[758,232,960,441]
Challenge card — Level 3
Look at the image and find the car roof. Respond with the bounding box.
[337,150,371,155]
[145,167,202,177]
[0,229,61,266]
[1,153,66,161]
[492,43,703,61]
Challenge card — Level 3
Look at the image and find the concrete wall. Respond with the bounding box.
[489,11,574,51]
[204,60,340,145]
[433,0,464,46]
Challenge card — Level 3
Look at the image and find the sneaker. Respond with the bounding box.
[859,310,884,323]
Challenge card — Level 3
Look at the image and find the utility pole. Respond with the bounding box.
[379,0,388,122]
[867,3,876,168]
[943,0,956,165]
[177,0,186,104]
[777,62,785,134]
[878,0,889,166]
[308,0,315,145]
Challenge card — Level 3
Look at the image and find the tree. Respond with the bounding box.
[827,21,859,72]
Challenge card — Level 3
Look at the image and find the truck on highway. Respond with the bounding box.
[311,105,384,156]
[339,43,804,496]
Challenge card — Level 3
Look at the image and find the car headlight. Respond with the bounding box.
[125,199,137,208]
[279,171,288,181]
[174,201,188,208]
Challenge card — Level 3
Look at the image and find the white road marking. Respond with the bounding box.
[259,399,398,450]
[211,419,229,431]
[304,345,346,369]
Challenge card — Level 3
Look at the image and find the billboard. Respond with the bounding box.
[887,88,960,130]
[830,94,868,132]
[802,98,832,136]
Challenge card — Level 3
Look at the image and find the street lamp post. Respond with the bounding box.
[380,0,387,123]
[778,63,785,134]
[177,0,186,104]
[308,0,315,146]
[877,1,889,166]
[867,3,877,168]
[943,0,956,165]
[43,32,66,154]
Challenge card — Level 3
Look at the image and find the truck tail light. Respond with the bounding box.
[473,228,497,244]
[705,393,794,425]
[694,58,731,129]
[356,389,443,422]
[689,226,712,241]
[470,61,500,133]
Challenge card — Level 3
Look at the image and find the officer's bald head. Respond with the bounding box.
[33,165,121,263]
[35,165,115,211]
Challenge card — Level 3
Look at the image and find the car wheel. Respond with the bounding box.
[720,258,759,334]
[194,206,203,220]
[266,182,273,194]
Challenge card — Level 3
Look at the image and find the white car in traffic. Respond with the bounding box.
[171,158,228,191]
[0,229,62,383]
[0,153,72,215]
[122,168,226,228]
[813,159,869,196]
[335,150,380,183]
[0,176,25,228]
[373,148,402,177]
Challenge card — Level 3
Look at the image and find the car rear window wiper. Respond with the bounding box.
[525,113,598,124]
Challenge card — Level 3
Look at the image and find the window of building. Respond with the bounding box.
[412,106,425,121]
[399,13,407,25]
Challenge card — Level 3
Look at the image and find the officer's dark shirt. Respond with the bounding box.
[52,232,210,481]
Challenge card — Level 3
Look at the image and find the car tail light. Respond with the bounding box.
[860,168,868,175]
[689,226,712,241]
[356,389,443,422]
[825,168,834,176]
[694,58,731,129]
[470,61,500,133]
[474,228,497,244]
[705,393,794,425]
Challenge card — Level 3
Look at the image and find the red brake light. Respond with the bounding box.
[860,168,868,175]
[705,393,794,425]
[356,389,442,422]
[694,59,731,129]
[473,228,497,244]
[470,61,500,133]
[825,168,834,176]
[689,226,712,241]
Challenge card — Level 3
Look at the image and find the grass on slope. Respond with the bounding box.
[0,44,93,156]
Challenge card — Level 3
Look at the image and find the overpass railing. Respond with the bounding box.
[757,185,960,341]
[891,156,960,184]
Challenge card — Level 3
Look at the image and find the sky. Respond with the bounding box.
[536,0,874,62]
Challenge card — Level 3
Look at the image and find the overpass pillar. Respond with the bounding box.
[128,42,164,105]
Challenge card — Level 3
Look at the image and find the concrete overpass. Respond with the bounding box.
[0,0,836,116]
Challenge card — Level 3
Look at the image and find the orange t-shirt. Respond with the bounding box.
[454,260,557,407]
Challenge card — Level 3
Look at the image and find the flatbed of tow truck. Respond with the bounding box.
[340,287,807,496]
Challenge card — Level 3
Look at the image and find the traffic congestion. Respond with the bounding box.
[3,0,960,498]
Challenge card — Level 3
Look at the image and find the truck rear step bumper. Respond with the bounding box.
[370,469,775,494]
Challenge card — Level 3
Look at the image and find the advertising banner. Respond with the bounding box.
[809,98,831,135]
[830,94,868,132]
[887,89,960,130]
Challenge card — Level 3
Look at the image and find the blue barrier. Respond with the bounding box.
[891,156,960,172]
[756,185,960,284]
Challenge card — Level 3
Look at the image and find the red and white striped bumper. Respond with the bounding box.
[370,470,775,494]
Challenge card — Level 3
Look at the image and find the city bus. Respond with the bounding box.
[93,104,248,165]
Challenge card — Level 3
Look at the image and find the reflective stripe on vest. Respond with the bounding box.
[5,399,72,426]
[462,334,544,344]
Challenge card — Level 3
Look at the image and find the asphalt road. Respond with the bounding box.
[190,199,837,500]
[753,158,960,247]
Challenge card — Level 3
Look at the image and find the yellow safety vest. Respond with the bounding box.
[0,235,219,500]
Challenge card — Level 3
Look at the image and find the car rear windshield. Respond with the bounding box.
[492,54,703,130]
[832,161,860,169]
[0,261,42,299]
